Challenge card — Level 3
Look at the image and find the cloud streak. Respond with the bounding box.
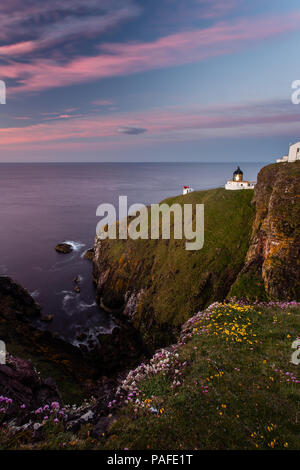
[117,126,147,135]
[1,99,299,149]
[2,10,300,95]
[0,0,140,56]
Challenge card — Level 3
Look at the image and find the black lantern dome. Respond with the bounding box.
[233,166,243,182]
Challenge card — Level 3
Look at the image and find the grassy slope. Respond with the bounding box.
[102,304,300,450]
[99,188,255,348]
[3,302,299,450]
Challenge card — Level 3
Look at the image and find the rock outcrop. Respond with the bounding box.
[0,276,97,387]
[0,355,61,423]
[55,243,73,254]
[230,161,300,300]
[0,275,41,318]
[0,276,145,399]
[83,248,94,260]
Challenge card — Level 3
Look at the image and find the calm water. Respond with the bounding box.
[0,162,264,345]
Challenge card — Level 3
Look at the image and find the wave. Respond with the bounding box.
[77,300,96,311]
[72,324,114,349]
[60,290,97,316]
[63,240,86,252]
[30,289,40,299]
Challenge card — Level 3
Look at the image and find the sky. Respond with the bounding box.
[1,0,300,162]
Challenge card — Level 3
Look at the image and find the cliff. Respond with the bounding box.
[0,276,97,402]
[93,162,300,349]
[0,276,145,402]
[230,161,300,300]
[93,188,255,349]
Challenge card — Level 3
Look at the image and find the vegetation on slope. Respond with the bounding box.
[102,302,300,450]
[1,302,299,450]
[94,188,255,349]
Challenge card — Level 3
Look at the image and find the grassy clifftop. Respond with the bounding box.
[93,188,255,349]
[101,301,300,450]
[2,301,298,450]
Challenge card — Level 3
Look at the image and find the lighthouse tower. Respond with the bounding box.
[233,166,243,182]
[225,166,256,190]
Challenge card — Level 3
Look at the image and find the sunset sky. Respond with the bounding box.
[1,0,300,162]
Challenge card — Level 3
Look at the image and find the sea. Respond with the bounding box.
[0,162,265,346]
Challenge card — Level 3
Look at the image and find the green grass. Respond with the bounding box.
[99,303,300,450]
[2,302,299,450]
[97,188,255,348]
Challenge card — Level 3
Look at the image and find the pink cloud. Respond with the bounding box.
[1,99,300,149]
[2,11,300,94]
[0,41,37,56]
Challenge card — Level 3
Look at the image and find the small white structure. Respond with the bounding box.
[183,186,194,195]
[276,142,300,163]
[225,166,256,190]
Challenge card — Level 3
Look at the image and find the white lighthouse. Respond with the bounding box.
[225,166,256,190]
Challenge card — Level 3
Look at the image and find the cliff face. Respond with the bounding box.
[93,188,255,349]
[230,161,300,301]
[0,276,144,401]
[93,163,300,349]
[0,275,41,318]
[0,276,101,402]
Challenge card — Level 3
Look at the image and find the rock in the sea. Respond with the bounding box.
[76,332,87,342]
[74,286,80,293]
[83,248,94,260]
[55,243,73,254]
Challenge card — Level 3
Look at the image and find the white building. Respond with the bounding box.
[183,186,194,195]
[225,166,256,190]
[276,142,300,163]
